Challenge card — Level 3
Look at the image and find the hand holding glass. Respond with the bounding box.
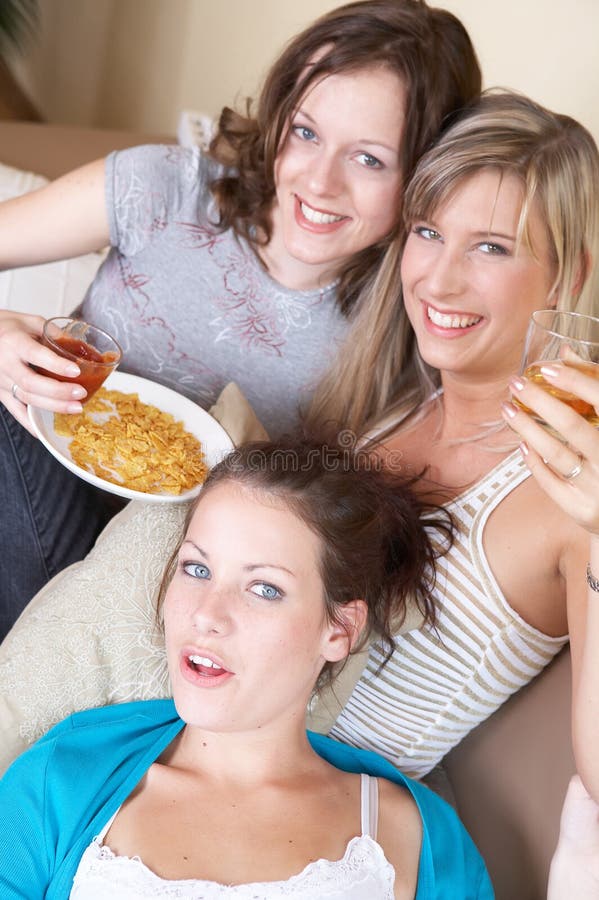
[517,310,599,427]
[36,317,122,401]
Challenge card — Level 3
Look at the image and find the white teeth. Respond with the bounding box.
[427,306,481,329]
[300,201,344,225]
[188,654,223,671]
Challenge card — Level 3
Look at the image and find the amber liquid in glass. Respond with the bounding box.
[35,335,119,400]
[514,361,599,426]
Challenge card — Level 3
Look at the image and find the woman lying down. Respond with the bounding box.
[0,440,491,899]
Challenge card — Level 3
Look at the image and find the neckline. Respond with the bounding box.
[443,448,527,509]
[91,833,386,889]
[242,234,341,299]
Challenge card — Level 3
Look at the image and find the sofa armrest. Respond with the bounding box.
[0,121,174,180]
[444,646,574,899]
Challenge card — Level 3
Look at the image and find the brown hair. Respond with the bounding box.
[209,0,481,314]
[307,89,599,438]
[157,438,452,690]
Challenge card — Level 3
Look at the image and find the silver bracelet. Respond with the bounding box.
[587,564,599,593]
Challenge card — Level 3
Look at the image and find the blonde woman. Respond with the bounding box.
[308,90,599,800]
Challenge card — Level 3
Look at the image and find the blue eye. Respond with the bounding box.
[183,562,210,580]
[250,582,282,601]
[292,124,317,142]
[356,152,383,169]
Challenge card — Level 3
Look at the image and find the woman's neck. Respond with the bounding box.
[256,206,341,292]
[257,237,339,292]
[435,370,512,442]
[166,716,321,787]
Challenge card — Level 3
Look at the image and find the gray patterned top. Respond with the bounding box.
[79,145,348,435]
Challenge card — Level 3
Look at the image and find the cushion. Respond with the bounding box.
[0,160,106,319]
[0,500,180,773]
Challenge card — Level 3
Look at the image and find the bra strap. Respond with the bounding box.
[360,773,379,841]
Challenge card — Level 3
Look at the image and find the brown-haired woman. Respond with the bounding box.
[0,0,481,629]
[0,439,492,898]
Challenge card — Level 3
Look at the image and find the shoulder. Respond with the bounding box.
[9,698,179,773]
[1,699,181,831]
[0,699,181,896]
[107,144,223,196]
[376,777,422,896]
[308,733,492,895]
[104,145,225,249]
[377,775,421,830]
[52,696,177,733]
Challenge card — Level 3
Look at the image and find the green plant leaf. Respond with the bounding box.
[0,0,39,55]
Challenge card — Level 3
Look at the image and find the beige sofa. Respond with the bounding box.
[0,119,575,899]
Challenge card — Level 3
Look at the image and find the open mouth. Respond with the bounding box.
[188,654,225,675]
[184,652,232,680]
[427,305,482,330]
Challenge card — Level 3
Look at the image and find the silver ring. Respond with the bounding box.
[11,382,19,400]
[563,453,584,481]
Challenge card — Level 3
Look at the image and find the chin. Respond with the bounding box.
[172,691,229,730]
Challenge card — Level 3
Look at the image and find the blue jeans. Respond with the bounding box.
[0,406,123,643]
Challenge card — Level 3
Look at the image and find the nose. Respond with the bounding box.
[425,245,466,300]
[307,150,344,198]
[191,585,233,637]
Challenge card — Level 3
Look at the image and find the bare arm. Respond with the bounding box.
[548,775,599,900]
[0,157,109,269]
[0,157,110,431]
[502,363,599,802]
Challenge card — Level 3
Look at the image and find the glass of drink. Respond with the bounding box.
[37,317,122,401]
[517,309,599,427]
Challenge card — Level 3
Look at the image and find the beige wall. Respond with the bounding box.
[10,0,599,145]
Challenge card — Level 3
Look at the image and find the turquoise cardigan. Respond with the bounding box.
[0,699,493,898]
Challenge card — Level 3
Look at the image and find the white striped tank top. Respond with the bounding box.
[329,449,569,779]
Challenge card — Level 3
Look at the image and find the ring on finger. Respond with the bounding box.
[562,452,584,481]
[11,382,19,400]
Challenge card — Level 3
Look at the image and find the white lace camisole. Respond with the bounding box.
[69,773,395,898]
[330,450,569,779]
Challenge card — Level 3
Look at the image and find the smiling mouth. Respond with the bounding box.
[427,305,482,329]
[299,200,345,225]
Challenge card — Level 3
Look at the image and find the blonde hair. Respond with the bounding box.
[306,89,599,439]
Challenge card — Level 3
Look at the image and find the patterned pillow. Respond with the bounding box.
[0,500,183,773]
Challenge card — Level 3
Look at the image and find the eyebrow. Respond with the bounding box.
[246,563,296,577]
[473,230,517,242]
[418,217,517,243]
[182,539,208,557]
[181,540,296,577]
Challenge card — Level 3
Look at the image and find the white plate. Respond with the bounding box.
[28,371,234,503]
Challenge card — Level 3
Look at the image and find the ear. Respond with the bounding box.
[322,600,369,663]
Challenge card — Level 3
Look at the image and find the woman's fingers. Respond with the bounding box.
[542,351,599,411]
[501,371,599,533]
[508,372,598,460]
[0,314,86,416]
[2,388,38,434]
